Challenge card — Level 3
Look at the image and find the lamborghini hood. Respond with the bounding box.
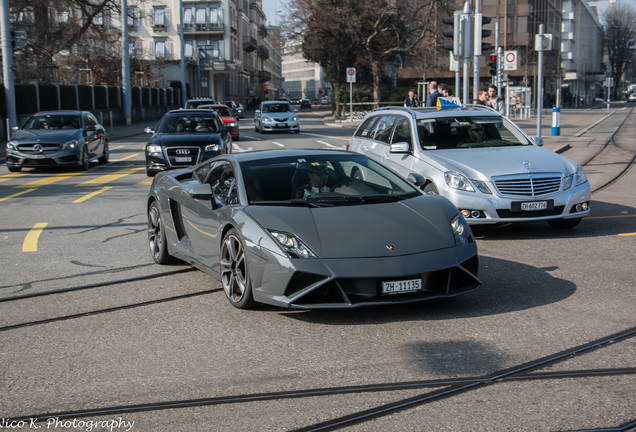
[244,196,459,259]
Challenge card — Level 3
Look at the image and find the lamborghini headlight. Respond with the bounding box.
[268,230,318,259]
[451,215,473,245]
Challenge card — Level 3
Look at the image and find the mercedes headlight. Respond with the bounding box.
[451,215,473,245]
[61,140,80,150]
[445,171,475,192]
[7,141,17,151]
[564,165,588,190]
[268,230,317,259]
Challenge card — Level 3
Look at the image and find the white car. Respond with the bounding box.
[254,101,300,134]
[347,105,591,228]
[627,93,636,103]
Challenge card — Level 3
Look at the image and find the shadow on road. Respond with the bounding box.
[278,255,576,325]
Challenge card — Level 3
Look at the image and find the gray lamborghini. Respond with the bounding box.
[147,149,480,309]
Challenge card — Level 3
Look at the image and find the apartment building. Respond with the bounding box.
[125,0,282,106]
[480,0,604,103]
[281,42,329,101]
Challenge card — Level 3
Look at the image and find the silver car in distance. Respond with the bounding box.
[147,149,480,309]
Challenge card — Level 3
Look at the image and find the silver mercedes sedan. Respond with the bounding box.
[347,105,590,229]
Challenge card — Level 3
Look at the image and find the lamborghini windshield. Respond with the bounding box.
[240,154,421,205]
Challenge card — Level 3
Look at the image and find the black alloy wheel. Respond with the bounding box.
[220,229,256,309]
[148,201,176,264]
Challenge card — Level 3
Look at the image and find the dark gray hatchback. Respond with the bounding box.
[5,111,109,172]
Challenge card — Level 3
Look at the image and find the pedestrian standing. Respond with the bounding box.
[425,81,442,107]
[403,89,419,108]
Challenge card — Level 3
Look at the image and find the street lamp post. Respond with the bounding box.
[1,0,18,135]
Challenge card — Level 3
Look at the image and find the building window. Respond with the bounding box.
[185,41,193,58]
[195,8,207,25]
[128,7,140,27]
[184,8,193,25]
[154,8,165,26]
[57,11,70,23]
[210,8,218,24]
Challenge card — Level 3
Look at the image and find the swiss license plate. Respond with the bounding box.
[521,201,548,211]
[277,123,287,127]
[175,157,191,163]
[382,278,422,295]
[30,154,45,159]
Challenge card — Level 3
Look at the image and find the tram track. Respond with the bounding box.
[3,326,635,430]
[579,107,636,194]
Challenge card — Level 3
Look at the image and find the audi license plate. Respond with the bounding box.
[382,278,422,295]
[521,201,548,211]
[175,157,191,163]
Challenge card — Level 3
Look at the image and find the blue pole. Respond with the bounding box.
[551,106,560,136]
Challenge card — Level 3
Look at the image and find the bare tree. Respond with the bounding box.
[603,4,636,99]
[284,0,439,103]
[10,0,122,83]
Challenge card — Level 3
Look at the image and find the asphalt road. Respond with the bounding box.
[0,106,634,432]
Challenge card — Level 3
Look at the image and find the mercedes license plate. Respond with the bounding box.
[30,155,45,159]
[521,201,548,211]
[175,157,191,163]
[382,278,422,295]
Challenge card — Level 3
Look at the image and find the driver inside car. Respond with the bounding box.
[295,162,332,198]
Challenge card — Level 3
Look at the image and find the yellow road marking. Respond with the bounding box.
[73,186,113,203]
[77,167,144,187]
[0,172,29,183]
[114,154,139,162]
[23,222,48,252]
[587,214,636,220]
[16,171,87,188]
[137,177,153,186]
[0,188,36,202]
[618,232,636,237]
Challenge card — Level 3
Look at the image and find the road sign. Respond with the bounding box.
[504,50,518,71]
[346,67,356,83]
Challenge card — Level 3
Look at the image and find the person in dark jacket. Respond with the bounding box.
[425,81,441,107]
[403,89,419,108]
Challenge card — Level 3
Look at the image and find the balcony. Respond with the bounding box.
[179,22,225,35]
[243,36,257,52]
[257,45,269,60]
[258,71,271,82]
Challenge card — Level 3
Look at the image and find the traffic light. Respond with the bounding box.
[442,9,473,59]
[474,14,493,56]
[487,55,497,76]
[263,87,268,93]
[442,12,460,56]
